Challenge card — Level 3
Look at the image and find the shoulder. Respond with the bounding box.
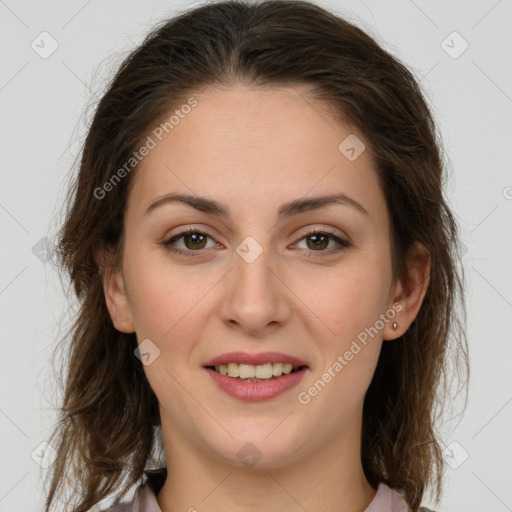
[102,478,437,512]
[102,480,162,512]
[366,482,438,512]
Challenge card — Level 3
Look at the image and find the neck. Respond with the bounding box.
[156,409,376,512]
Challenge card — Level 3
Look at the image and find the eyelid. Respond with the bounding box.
[295,224,348,242]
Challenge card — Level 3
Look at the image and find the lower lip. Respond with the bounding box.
[204,367,308,402]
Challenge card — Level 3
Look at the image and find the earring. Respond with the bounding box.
[392,322,398,330]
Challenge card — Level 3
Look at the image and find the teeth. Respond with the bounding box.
[272,362,283,376]
[214,362,300,379]
[227,363,239,378]
[239,364,256,379]
[282,363,293,374]
[256,363,272,379]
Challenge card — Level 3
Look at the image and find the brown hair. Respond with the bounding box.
[45,1,469,510]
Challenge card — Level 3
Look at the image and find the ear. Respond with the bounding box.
[383,242,431,341]
[94,247,135,334]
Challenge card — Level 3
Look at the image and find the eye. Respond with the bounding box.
[161,227,350,258]
[162,227,219,257]
[294,228,350,257]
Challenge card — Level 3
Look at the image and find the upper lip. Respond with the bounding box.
[203,351,309,368]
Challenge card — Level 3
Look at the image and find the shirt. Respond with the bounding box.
[104,476,436,512]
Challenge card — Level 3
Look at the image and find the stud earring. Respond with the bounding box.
[392,322,398,330]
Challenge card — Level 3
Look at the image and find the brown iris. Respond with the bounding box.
[306,233,329,250]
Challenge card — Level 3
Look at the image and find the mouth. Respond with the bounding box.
[202,352,309,401]
[205,362,307,382]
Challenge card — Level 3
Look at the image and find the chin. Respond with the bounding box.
[205,427,309,470]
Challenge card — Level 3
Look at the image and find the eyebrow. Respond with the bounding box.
[145,192,369,220]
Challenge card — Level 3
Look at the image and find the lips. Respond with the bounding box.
[202,351,309,402]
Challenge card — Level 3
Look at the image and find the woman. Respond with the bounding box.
[44,1,469,511]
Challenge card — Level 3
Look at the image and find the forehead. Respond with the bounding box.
[127,84,386,223]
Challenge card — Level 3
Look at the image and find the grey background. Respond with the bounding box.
[1,0,511,510]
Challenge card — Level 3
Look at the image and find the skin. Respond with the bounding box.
[98,84,430,512]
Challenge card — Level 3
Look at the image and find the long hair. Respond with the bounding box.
[45,1,469,510]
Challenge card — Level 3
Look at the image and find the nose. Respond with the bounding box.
[220,241,291,337]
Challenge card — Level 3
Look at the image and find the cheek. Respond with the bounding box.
[296,268,387,415]
[298,342,382,431]
[128,263,213,416]
[125,249,213,343]
[295,259,391,348]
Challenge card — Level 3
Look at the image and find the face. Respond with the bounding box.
[103,84,411,470]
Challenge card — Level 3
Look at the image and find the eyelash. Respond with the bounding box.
[161,227,350,258]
